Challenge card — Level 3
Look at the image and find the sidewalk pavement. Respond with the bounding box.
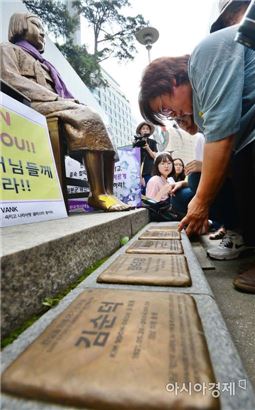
[196,234,255,389]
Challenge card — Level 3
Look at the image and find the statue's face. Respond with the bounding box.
[24,16,45,52]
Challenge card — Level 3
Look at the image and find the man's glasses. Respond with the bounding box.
[158,107,192,121]
[159,108,176,118]
[160,110,193,121]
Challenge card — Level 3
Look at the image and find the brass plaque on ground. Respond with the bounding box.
[149,225,178,230]
[97,254,191,286]
[139,229,181,240]
[126,239,183,254]
[2,289,219,410]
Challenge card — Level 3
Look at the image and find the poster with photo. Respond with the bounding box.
[113,146,142,208]
[66,146,142,213]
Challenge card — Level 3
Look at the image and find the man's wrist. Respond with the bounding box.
[195,190,212,206]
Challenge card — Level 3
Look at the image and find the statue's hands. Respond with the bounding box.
[68,98,80,104]
[56,97,80,104]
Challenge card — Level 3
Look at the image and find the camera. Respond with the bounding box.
[132,133,150,148]
[235,0,255,49]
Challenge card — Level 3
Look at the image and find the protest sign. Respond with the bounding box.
[113,146,142,208]
[0,92,67,227]
[67,146,142,213]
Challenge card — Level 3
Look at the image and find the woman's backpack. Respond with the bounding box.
[141,196,184,222]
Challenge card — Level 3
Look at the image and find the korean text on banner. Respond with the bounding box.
[0,92,67,227]
[113,146,142,208]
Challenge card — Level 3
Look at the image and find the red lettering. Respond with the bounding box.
[0,110,11,126]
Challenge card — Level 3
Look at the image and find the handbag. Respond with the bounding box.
[141,196,184,222]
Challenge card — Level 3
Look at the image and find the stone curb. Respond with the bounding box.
[1,209,149,337]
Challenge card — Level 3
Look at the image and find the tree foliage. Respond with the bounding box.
[23,0,105,87]
[22,0,148,88]
[23,0,78,40]
[73,0,148,62]
[57,41,107,88]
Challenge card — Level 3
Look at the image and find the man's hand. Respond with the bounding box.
[179,136,235,237]
[185,160,202,175]
[178,195,209,236]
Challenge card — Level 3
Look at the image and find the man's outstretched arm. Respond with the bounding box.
[179,135,235,236]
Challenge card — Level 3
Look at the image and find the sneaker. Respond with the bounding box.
[207,231,248,260]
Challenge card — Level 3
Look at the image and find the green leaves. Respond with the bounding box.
[74,0,148,60]
[57,41,107,88]
[23,0,78,40]
[23,0,149,89]
[42,297,60,307]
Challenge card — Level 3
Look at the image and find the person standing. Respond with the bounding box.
[134,122,158,195]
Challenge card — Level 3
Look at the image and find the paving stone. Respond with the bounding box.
[126,238,184,254]
[84,222,213,296]
[2,291,254,410]
[97,254,191,286]
[1,290,219,410]
[138,228,181,240]
[192,241,215,270]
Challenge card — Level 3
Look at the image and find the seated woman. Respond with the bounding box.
[1,12,130,212]
[146,152,175,202]
[145,152,188,222]
[173,158,186,182]
[170,159,198,215]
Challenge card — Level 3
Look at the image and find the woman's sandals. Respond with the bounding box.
[88,194,131,211]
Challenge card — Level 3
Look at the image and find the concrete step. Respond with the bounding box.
[1,209,149,338]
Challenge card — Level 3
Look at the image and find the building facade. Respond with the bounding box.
[93,68,137,148]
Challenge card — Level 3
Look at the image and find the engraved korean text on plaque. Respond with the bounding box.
[2,289,219,410]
